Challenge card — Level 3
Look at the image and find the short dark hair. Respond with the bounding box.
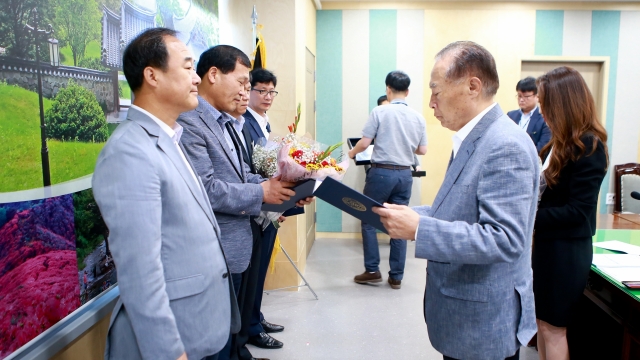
[377,95,388,105]
[516,76,537,94]
[250,68,277,87]
[122,27,177,93]
[385,71,411,92]
[436,41,499,97]
[196,45,251,78]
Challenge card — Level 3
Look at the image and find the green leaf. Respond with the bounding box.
[317,142,343,161]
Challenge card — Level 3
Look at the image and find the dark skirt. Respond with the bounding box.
[532,236,593,327]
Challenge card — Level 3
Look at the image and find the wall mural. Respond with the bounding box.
[0,0,219,357]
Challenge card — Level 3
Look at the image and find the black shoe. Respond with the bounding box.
[248,332,283,349]
[260,319,284,333]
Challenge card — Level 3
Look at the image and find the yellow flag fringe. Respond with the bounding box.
[268,234,281,274]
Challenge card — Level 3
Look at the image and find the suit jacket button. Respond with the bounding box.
[223,272,229,278]
[241,211,246,214]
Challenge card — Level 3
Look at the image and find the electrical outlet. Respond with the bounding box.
[606,193,615,205]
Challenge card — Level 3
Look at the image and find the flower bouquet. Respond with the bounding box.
[254,104,348,181]
[253,104,348,229]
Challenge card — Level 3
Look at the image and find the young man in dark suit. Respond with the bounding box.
[243,68,305,350]
[507,76,551,153]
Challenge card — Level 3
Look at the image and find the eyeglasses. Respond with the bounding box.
[252,88,279,97]
[516,94,535,100]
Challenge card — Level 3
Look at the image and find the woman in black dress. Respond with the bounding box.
[533,66,608,360]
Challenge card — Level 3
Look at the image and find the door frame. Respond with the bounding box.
[520,56,610,128]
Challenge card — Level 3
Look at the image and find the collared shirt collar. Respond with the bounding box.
[198,96,231,128]
[390,99,408,106]
[247,106,269,128]
[520,105,538,117]
[131,104,184,143]
[452,102,497,158]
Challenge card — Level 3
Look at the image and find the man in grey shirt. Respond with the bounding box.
[348,70,427,289]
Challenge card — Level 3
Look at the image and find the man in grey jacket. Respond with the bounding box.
[374,41,539,360]
[93,28,238,360]
[177,45,311,360]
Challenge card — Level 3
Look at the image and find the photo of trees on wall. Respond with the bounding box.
[0,0,220,193]
[0,1,220,358]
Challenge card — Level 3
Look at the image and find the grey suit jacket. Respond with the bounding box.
[414,104,539,360]
[177,97,264,274]
[93,107,239,360]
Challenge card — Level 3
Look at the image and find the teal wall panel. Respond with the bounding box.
[591,11,621,213]
[535,10,564,56]
[368,10,397,111]
[316,10,343,232]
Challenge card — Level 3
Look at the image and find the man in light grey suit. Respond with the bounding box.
[374,41,539,360]
[93,28,238,360]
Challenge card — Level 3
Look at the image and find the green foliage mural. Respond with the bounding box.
[54,0,102,66]
[0,0,55,59]
[45,81,109,142]
[73,189,108,269]
[0,83,105,192]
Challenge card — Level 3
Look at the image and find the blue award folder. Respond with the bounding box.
[314,177,388,233]
[261,179,317,212]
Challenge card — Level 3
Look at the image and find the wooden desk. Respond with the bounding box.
[597,213,640,230]
[570,225,640,359]
[617,213,640,226]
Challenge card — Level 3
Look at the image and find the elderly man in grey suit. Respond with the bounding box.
[177,46,310,360]
[374,41,539,360]
[93,28,238,360]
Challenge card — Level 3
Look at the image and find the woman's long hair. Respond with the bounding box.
[537,66,609,187]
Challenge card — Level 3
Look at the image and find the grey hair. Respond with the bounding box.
[435,41,499,97]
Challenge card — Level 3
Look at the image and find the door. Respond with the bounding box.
[521,60,606,124]
[305,48,316,255]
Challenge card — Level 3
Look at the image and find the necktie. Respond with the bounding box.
[266,122,271,133]
[447,150,454,169]
[224,122,244,172]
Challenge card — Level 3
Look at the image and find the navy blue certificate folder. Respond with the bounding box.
[261,179,316,212]
[314,177,388,233]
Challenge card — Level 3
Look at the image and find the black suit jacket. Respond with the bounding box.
[534,135,607,239]
[507,107,551,153]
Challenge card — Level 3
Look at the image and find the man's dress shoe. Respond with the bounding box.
[260,319,284,333]
[248,332,283,349]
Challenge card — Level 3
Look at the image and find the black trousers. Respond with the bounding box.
[232,220,263,360]
[443,348,519,360]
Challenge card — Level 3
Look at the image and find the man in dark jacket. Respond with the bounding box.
[507,76,551,153]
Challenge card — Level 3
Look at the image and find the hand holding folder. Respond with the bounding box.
[262,177,388,233]
[314,177,388,233]
[372,203,420,240]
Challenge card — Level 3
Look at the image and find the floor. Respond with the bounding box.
[249,237,539,360]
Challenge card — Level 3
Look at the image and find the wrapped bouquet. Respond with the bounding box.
[254,104,348,181]
[252,104,348,229]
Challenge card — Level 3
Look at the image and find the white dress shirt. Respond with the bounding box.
[415,102,497,240]
[452,102,497,158]
[518,105,537,131]
[131,105,199,185]
[232,115,247,150]
[247,106,270,140]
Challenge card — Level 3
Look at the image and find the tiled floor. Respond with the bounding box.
[249,237,539,360]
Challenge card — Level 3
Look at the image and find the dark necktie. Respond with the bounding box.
[224,122,244,172]
[266,122,271,133]
[447,150,454,169]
